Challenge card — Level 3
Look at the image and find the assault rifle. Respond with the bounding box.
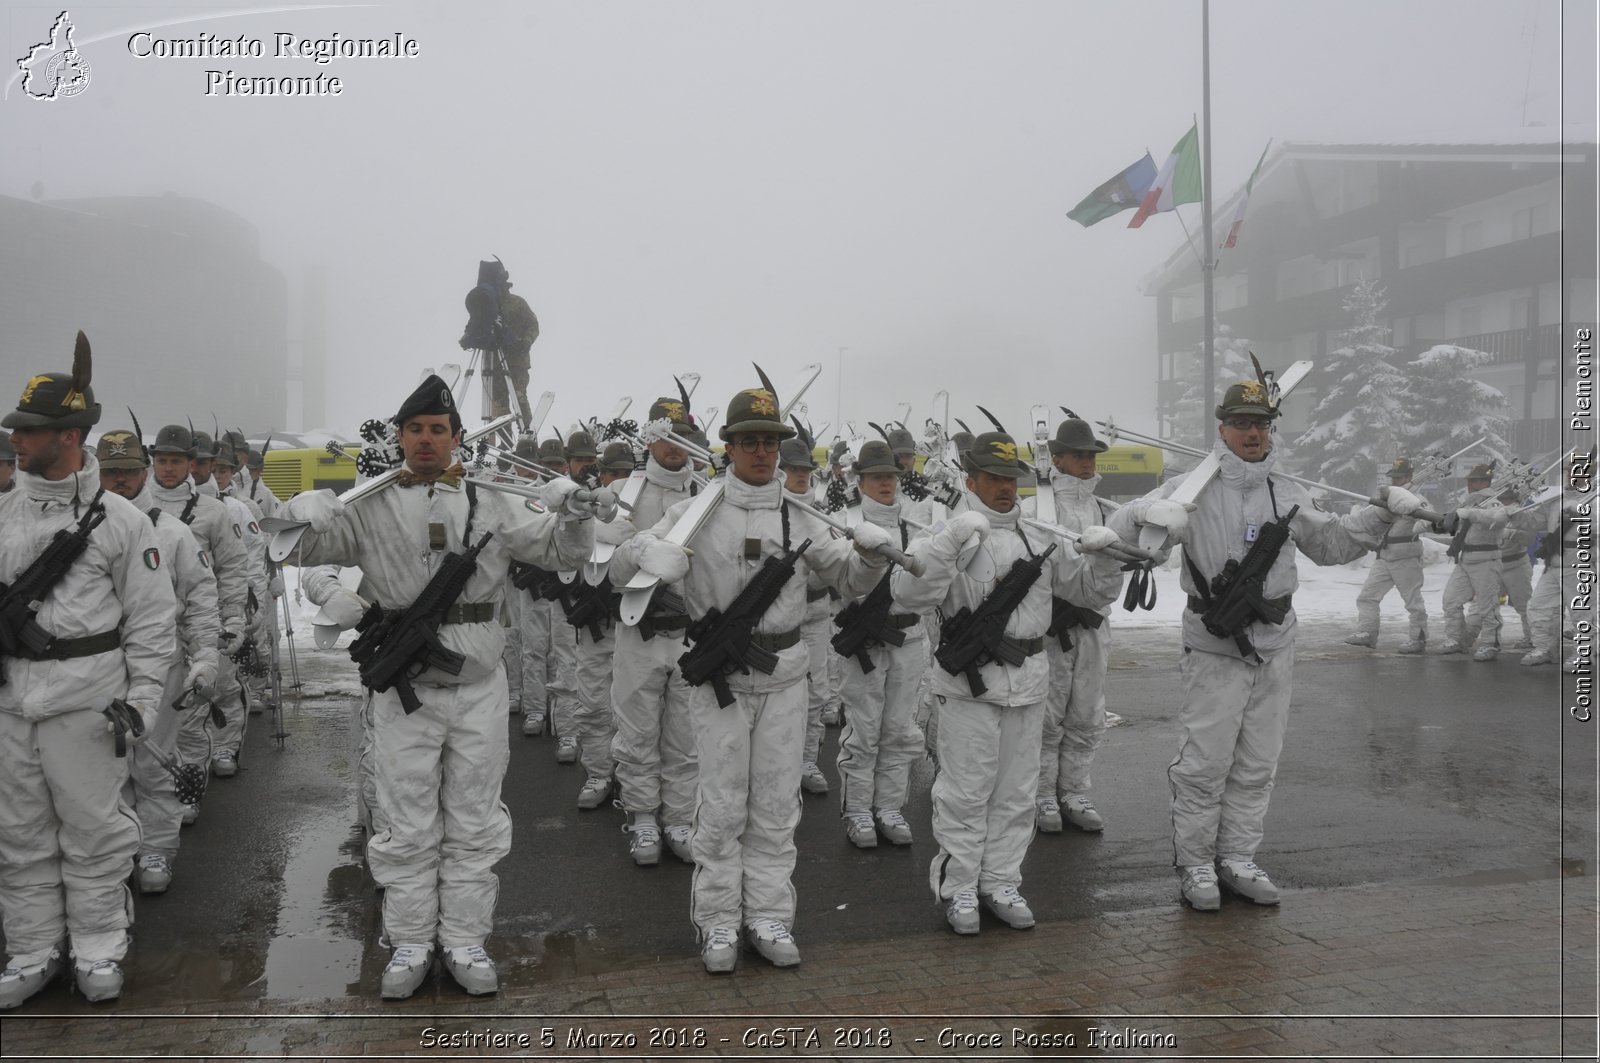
[831,573,905,673]
[564,577,618,643]
[1047,596,1104,653]
[1189,505,1299,662]
[0,493,108,686]
[935,543,1058,697]
[679,539,812,708]
[510,562,573,612]
[349,532,493,714]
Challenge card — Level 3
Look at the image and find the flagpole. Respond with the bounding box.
[1200,0,1215,449]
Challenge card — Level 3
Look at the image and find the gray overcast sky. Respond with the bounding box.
[2,0,1594,439]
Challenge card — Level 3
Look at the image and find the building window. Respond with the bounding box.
[1510,296,1535,330]
[1513,201,1557,240]
[1457,304,1482,336]
[1458,219,1484,254]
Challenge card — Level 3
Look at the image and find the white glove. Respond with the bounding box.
[1075,526,1122,554]
[1459,504,1507,523]
[184,661,217,698]
[850,521,893,559]
[638,537,691,583]
[941,511,990,549]
[1140,500,1195,538]
[322,587,370,629]
[286,489,344,533]
[267,574,286,598]
[541,478,586,519]
[1379,485,1424,518]
[588,487,620,523]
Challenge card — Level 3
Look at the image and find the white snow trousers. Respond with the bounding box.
[1496,555,1534,644]
[800,609,831,766]
[1354,556,1427,642]
[928,695,1044,902]
[0,708,138,964]
[124,661,186,863]
[210,653,247,757]
[367,670,512,949]
[1528,560,1571,658]
[1169,647,1293,868]
[689,678,805,937]
[609,623,698,826]
[1038,626,1109,801]
[1442,561,1503,648]
[546,603,579,737]
[501,583,529,712]
[571,623,618,783]
[836,637,926,814]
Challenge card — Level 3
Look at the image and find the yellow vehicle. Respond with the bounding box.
[260,444,358,499]
[1017,443,1163,501]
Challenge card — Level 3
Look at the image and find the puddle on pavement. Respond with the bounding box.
[1422,857,1585,888]
[261,806,369,1000]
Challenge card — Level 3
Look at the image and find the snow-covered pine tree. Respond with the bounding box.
[1297,279,1409,494]
[1157,324,1257,470]
[1404,342,1513,464]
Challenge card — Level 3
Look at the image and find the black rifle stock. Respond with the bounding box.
[1195,504,1299,660]
[831,572,904,673]
[0,495,108,686]
[934,543,1057,697]
[679,539,812,708]
[349,532,492,714]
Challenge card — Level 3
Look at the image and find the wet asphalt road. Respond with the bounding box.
[1,620,1589,1011]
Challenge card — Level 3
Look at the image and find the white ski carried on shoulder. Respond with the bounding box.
[264,413,519,563]
[618,362,823,625]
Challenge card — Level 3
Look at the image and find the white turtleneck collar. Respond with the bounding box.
[150,477,196,505]
[859,493,901,528]
[725,470,783,510]
[1215,440,1276,490]
[17,448,102,511]
[963,487,1021,528]
[1051,469,1103,502]
[644,454,692,490]
[195,477,218,498]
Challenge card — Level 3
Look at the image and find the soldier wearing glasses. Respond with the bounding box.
[610,382,891,974]
[1107,380,1424,912]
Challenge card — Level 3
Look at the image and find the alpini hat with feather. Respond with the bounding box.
[1388,457,1414,480]
[599,440,635,472]
[4,332,101,430]
[1048,409,1108,455]
[649,377,697,437]
[719,364,795,442]
[778,418,818,470]
[95,428,149,472]
[854,440,900,476]
[961,406,1029,479]
[0,432,14,462]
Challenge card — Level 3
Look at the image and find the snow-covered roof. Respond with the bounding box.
[1141,127,1594,293]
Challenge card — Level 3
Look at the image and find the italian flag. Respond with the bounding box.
[1221,141,1272,249]
[1127,122,1202,228]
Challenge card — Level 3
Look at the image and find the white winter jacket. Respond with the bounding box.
[892,490,1124,706]
[1107,442,1392,661]
[0,453,177,719]
[1027,470,1120,619]
[284,477,591,685]
[610,471,885,694]
[150,479,251,628]
[131,483,220,676]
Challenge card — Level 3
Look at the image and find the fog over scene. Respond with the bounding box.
[1,0,1593,440]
